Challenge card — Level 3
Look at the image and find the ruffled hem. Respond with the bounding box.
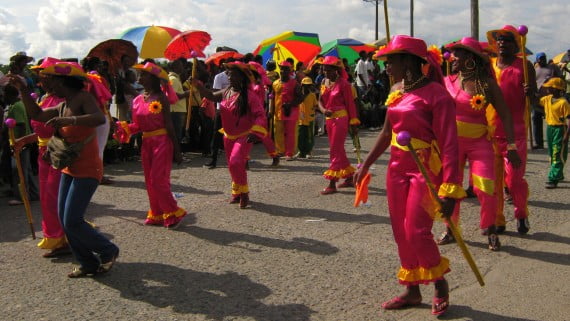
[145,208,186,226]
[438,183,467,199]
[397,257,450,285]
[231,182,249,195]
[37,236,67,250]
[323,166,356,180]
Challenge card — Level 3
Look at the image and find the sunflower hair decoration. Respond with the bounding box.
[148,100,163,114]
[385,90,404,107]
[470,94,486,111]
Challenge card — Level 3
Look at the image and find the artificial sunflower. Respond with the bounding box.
[470,94,486,111]
[427,45,443,66]
[385,90,404,107]
[148,100,162,114]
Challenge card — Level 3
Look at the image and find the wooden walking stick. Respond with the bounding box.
[5,118,36,239]
[351,126,362,164]
[517,25,533,149]
[396,131,484,286]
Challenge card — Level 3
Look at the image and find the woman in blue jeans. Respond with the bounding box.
[8,62,119,278]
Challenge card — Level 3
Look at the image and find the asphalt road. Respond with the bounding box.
[1,129,569,321]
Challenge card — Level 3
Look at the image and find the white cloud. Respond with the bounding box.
[2,0,569,64]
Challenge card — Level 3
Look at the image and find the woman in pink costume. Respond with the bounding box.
[28,58,69,257]
[319,56,360,195]
[115,62,186,228]
[354,35,465,316]
[439,37,521,251]
[194,62,268,209]
[248,61,280,166]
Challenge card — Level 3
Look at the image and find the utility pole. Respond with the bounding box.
[410,0,414,36]
[363,0,380,41]
[471,0,479,40]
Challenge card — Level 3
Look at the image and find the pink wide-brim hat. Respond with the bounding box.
[375,35,427,61]
[248,61,272,85]
[133,62,169,82]
[486,25,520,53]
[40,62,87,78]
[224,61,256,83]
[446,37,489,62]
[30,57,62,71]
[321,56,344,69]
[278,61,292,68]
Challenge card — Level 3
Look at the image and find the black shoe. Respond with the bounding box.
[496,225,506,234]
[271,157,280,167]
[488,233,501,251]
[545,181,557,189]
[517,218,530,235]
[203,161,216,169]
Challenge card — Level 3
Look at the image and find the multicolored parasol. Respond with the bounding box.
[253,31,321,68]
[320,38,376,66]
[119,25,181,59]
[164,30,212,61]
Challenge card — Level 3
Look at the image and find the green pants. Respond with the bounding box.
[547,125,568,183]
[297,122,314,157]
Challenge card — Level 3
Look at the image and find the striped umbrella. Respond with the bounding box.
[119,25,181,59]
[253,31,321,68]
[320,38,376,66]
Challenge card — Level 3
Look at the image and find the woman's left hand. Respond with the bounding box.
[439,197,456,219]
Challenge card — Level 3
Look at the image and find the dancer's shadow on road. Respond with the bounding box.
[464,239,570,266]
[96,262,314,321]
[441,304,538,321]
[253,202,390,225]
[528,199,570,210]
[180,225,338,255]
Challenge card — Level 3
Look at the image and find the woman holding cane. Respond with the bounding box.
[354,35,465,316]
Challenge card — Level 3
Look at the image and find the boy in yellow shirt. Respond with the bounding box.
[297,77,317,158]
[539,77,570,188]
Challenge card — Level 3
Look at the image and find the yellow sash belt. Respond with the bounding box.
[456,120,491,139]
[326,109,348,120]
[142,128,167,138]
[218,128,249,140]
[391,131,442,175]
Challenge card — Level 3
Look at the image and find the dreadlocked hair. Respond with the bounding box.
[233,69,250,118]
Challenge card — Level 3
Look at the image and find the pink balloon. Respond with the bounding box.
[517,25,528,36]
[396,131,411,146]
[4,118,17,129]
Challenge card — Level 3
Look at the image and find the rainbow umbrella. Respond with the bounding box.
[253,31,321,68]
[119,25,181,59]
[320,38,376,66]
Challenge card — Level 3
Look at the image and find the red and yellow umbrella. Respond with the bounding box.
[119,25,181,59]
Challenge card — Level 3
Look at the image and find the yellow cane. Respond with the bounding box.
[396,131,484,286]
[185,55,198,131]
[517,25,533,149]
[351,126,362,164]
[5,118,36,239]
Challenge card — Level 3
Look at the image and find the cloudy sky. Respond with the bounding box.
[1,0,569,64]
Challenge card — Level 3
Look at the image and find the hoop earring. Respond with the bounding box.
[405,70,413,82]
[465,58,476,70]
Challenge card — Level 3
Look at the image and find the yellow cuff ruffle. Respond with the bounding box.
[146,207,186,222]
[397,257,450,285]
[323,165,356,180]
[37,236,67,250]
[438,183,466,199]
[349,118,361,126]
[231,182,249,195]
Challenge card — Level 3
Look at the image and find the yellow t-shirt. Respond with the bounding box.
[168,72,186,113]
[299,92,317,125]
[540,95,570,126]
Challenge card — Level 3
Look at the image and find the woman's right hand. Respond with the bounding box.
[353,164,369,186]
